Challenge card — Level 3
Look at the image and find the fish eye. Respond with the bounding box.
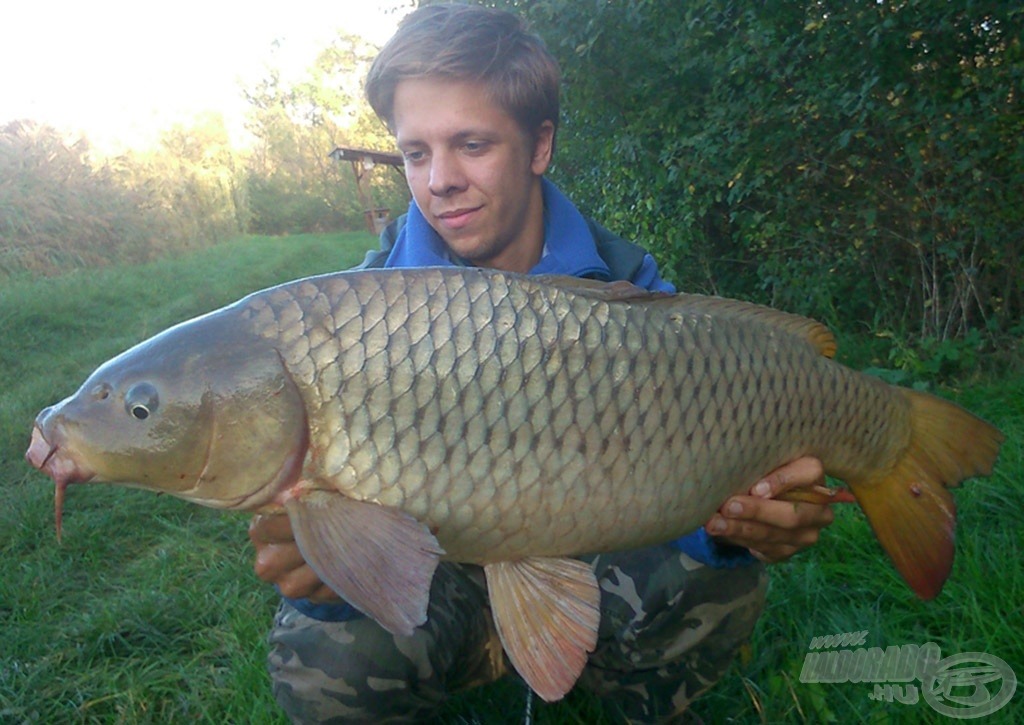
[125,382,159,421]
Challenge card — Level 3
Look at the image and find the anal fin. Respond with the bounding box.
[285,491,444,636]
[484,557,600,702]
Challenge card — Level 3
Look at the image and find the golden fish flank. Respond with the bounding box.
[26,267,1003,703]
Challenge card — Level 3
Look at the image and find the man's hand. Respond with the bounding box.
[248,513,340,603]
[705,457,837,563]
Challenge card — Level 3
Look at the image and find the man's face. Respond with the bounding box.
[392,77,554,273]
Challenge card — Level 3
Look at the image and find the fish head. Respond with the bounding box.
[26,309,309,534]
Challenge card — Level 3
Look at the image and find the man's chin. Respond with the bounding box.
[440,235,497,265]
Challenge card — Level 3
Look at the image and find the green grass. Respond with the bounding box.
[1,235,1021,723]
[1,233,370,723]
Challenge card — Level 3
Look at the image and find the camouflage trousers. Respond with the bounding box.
[266,545,767,724]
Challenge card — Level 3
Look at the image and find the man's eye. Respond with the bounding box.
[403,150,425,163]
[463,141,486,153]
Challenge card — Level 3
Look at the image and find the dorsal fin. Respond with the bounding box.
[672,294,838,358]
[532,275,837,359]
[531,274,674,304]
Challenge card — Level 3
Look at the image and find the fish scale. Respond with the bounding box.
[27,266,1003,703]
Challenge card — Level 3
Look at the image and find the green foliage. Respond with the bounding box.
[243,34,409,235]
[0,121,169,274]
[246,173,344,235]
[0,116,249,278]
[494,0,1022,357]
[148,113,250,242]
[116,113,250,247]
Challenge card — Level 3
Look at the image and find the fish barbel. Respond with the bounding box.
[25,267,1003,701]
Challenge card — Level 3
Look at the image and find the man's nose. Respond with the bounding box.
[428,152,466,196]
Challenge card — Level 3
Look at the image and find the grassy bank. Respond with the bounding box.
[1,235,1020,723]
[1,233,371,723]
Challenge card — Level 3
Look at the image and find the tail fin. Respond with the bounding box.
[852,389,1003,600]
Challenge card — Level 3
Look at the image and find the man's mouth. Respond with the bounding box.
[436,206,481,230]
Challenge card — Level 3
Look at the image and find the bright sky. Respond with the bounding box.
[1,0,411,152]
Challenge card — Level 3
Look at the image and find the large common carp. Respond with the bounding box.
[26,267,1003,701]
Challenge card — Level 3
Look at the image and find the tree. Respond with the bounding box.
[135,112,247,246]
[244,34,409,234]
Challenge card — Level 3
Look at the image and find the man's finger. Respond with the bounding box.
[777,485,856,505]
[254,542,307,581]
[308,583,344,604]
[714,495,835,530]
[248,513,295,545]
[711,513,803,544]
[276,565,333,601]
[752,457,825,498]
[712,514,825,552]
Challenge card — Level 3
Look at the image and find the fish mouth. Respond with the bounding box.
[26,425,96,541]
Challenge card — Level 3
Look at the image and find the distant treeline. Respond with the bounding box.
[0,115,407,276]
[0,34,407,277]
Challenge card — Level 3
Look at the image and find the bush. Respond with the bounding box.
[495,0,1022,362]
[0,121,167,273]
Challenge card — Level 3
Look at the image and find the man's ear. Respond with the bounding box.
[531,120,555,176]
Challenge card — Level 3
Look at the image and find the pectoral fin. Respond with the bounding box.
[284,491,444,636]
[484,557,601,702]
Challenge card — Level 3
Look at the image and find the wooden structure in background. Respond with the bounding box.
[328,146,406,233]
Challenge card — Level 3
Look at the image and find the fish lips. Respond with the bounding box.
[26,411,95,488]
[26,417,97,541]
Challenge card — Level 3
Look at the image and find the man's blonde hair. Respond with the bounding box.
[365,4,560,143]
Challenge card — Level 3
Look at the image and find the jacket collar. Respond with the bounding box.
[384,178,610,279]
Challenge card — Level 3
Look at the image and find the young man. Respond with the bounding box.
[249,5,834,722]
